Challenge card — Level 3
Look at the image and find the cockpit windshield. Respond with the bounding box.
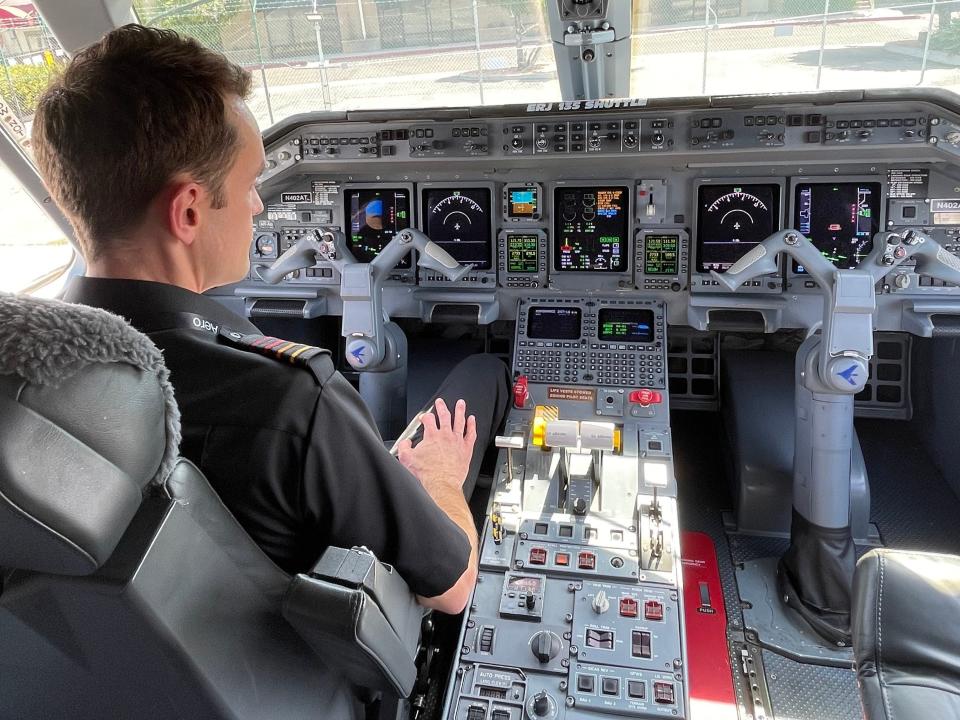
[131,0,960,129]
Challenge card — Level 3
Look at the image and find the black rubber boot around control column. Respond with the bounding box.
[777,508,856,647]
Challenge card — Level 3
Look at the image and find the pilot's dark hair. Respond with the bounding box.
[33,23,252,260]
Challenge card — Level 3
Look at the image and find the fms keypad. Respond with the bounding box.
[514,297,666,388]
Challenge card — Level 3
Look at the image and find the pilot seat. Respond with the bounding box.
[0,293,423,720]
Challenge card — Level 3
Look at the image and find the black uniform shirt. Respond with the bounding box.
[63,277,471,598]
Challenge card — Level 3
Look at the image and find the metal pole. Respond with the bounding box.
[816,0,830,89]
[249,2,275,125]
[919,0,937,84]
[357,0,368,39]
[312,1,332,110]
[472,0,485,104]
[701,0,711,94]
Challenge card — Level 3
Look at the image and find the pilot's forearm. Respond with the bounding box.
[416,480,478,614]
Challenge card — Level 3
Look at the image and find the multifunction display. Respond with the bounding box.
[598,308,655,343]
[527,306,582,340]
[643,234,680,275]
[347,188,411,266]
[506,233,540,273]
[508,187,540,219]
[696,184,781,272]
[794,182,881,271]
[422,188,492,269]
[555,186,629,272]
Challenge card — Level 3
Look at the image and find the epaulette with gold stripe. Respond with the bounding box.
[217,328,335,385]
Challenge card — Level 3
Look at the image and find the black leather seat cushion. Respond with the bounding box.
[852,548,960,720]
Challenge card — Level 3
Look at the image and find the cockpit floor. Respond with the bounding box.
[673,411,960,720]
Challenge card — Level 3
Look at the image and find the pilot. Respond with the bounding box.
[34,24,510,614]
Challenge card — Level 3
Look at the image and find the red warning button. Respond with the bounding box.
[619,597,638,617]
[529,547,547,565]
[578,551,596,570]
[629,389,663,407]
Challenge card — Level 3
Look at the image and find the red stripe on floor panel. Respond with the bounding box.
[681,531,738,720]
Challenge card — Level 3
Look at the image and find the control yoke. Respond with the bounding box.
[257,227,472,371]
[711,228,960,394]
[710,228,960,644]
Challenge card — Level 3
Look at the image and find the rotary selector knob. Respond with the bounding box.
[592,590,610,614]
[532,692,551,717]
[530,630,562,664]
[895,274,911,289]
[572,497,588,515]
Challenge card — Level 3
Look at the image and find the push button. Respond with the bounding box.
[601,677,620,696]
[628,680,646,699]
[654,682,675,704]
[629,389,663,406]
[529,547,547,565]
[577,674,596,693]
[644,600,664,621]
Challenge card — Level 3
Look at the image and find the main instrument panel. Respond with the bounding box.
[232,90,960,720]
[239,90,960,337]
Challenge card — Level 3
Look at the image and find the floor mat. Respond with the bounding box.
[857,418,960,554]
[762,650,862,720]
[681,531,738,720]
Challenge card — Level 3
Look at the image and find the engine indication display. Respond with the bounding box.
[644,234,680,275]
[598,308,655,343]
[423,188,492,269]
[506,233,540,273]
[555,186,629,272]
[696,184,781,272]
[347,188,411,267]
[793,182,881,272]
[528,306,582,340]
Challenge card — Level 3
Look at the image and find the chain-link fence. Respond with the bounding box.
[633,0,960,96]
[0,0,956,133]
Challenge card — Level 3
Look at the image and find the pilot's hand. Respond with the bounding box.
[396,398,476,491]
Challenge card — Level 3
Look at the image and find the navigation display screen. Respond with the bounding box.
[793,182,881,272]
[644,234,680,275]
[527,306,582,340]
[598,308,655,343]
[555,186,629,272]
[508,187,539,219]
[506,233,539,273]
[347,188,411,267]
[696,184,781,272]
[422,188,492,269]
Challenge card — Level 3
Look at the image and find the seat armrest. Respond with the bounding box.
[282,547,425,697]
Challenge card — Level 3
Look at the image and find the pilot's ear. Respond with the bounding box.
[167,181,203,247]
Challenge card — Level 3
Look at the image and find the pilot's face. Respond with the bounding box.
[200,96,265,288]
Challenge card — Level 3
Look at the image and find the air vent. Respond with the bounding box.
[854,332,912,420]
[667,328,718,410]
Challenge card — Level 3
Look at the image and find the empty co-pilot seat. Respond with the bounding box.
[0,294,422,720]
[852,549,960,720]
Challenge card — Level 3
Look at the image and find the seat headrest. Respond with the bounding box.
[0,292,181,575]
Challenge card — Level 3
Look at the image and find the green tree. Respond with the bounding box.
[133,0,242,49]
[4,62,62,116]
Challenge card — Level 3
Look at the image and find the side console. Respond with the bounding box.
[442,299,687,720]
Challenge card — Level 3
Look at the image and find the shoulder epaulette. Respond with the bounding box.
[217,328,335,386]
